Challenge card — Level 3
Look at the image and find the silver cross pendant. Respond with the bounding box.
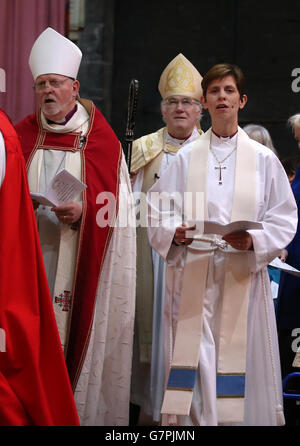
[215,165,226,185]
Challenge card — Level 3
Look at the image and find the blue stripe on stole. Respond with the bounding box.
[167,368,197,390]
[217,374,245,397]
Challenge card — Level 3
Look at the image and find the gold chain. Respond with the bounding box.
[210,146,237,185]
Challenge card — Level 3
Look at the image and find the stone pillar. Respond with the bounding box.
[77,0,115,121]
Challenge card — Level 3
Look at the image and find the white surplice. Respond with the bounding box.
[27,102,136,426]
[147,127,298,426]
[74,155,136,425]
[131,127,201,422]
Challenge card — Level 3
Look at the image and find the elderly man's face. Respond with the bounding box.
[34,73,79,121]
[161,95,201,139]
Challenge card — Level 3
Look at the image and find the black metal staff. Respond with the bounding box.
[124,79,139,174]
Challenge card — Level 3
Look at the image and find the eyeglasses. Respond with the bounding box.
[163,98,199,110]
[33,78,71,91]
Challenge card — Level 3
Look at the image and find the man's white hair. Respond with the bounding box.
[288,114,300,130]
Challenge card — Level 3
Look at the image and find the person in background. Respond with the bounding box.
[276,113,300,425]
[16,27,136,426]
[281,156,300,184]
[130,53,203,425]
[243,123,278,156]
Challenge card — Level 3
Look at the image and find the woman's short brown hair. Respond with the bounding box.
[201,63,246,100]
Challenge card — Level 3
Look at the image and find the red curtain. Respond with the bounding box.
[0,0,66,124]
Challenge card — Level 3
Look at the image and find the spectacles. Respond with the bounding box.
[33,78,71,91]
[163,98,199,110]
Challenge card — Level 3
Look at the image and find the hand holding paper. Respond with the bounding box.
[222,230,254,251]
[184,219,263,250]
[269,257,300,277]
[52,201,83,225]
[30,169,87,207]
[173,222,196,246]
[186,219,263,238]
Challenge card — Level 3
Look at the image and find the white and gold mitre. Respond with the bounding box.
[29,27,82,81]
[158,53,203,100]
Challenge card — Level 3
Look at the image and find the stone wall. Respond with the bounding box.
[77,0,115,121]
[77,0,300,158]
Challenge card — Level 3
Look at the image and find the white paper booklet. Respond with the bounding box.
[30,169,87,207]
[269,256,300,277]
[203,220,263,236]
[188,219,263,238]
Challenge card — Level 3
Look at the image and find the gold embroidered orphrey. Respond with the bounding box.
[166,58,195,95]
[145,136,153,151]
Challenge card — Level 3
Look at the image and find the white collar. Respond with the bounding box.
[41,101,89,134]
[211,130,238,148]
[165,126,199,146]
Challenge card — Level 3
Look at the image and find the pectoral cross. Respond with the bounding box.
[55,290,72,312]
[215,165,226,185]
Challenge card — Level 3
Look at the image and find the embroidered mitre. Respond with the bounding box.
[158,53,203,100]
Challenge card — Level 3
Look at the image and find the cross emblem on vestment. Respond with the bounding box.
[215,165,226,185]
[55,290,72,312]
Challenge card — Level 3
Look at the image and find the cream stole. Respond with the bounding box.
[28,103,89,352]
[161,128,257,423]
[136,127,202,362]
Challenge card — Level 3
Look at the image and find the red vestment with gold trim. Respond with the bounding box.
[0,109,79,425]
[15,100,121,390]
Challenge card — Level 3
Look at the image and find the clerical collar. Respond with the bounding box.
[212,129,238,139]
[46,104,78,126]
[165,132,186,146]
[166,127,199,146]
